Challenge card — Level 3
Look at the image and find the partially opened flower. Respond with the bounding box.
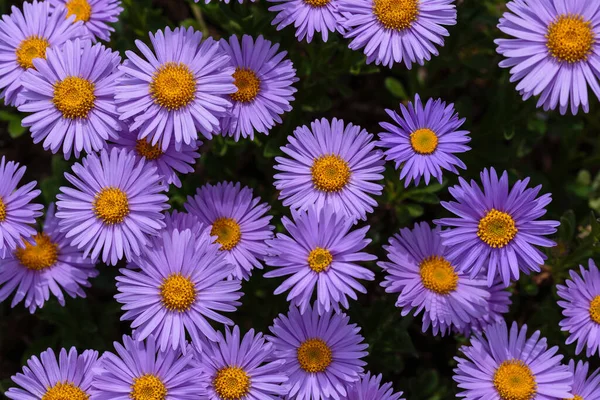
[49,0,123,42]
[267,0,343,43]
[346,372,405,400]
[566,359,600,400]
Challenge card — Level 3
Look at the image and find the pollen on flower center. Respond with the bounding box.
[16,36,50,70]
[419,255,458,295]
[42,381,89,400]
[303,0,331,7]
[213,366,251,400]
[135,139,163,160]
[410,128,438,155]
[589,295,600,324]
[53,76,96,119]
[150,62,197,111]
[477,209,518,248]
[311,154,351,192]
[297,338,332,373]
[0,196,6,222]
[65,0,92,22]
[493,360,537,400]
[307,247,333,273]
[565,396,584,400]
[93,187,130,225]
[160,273,196,312]
[546,14,595,63]
[231,68,260,103]
[15,233,59,271]
[373,0,419,31]
[130,374,167,400]
[211,217,242,251]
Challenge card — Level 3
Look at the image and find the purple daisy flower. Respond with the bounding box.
[6,347,98,400]
[454,319,572,400]
[557,259,600,357]
[91,334,205,400]
[378,94,471,187]
[49,0,123,42]
[274,117,385,222]
[378,222,489,336]
[267,0,343,43]
[115,228,243,351]
[116,26,236,151]
[434,167,559,287]
[18,38,121,159]
[197,325,288,400]
[219,34,298,141]
[55,148,169,266]
[268,305,368,400]
[346,372,405,400]
[264,205,375,315]
[0,156,43,258]
[567,359,600,400]
[339,0,457,68]
[0,203,97,313]
[184,181,273,281]
[0,1,83,106]
[496,0,600,115]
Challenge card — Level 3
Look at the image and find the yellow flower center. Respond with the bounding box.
[160,273,196,312]
[42,382,89,400]
[307,247,333,273]
[93,187,130,225]
[150,62,196,111]
[53,76,96,119]
[303,0,331,6]
[210,217,242,251]
[419,255,458,295]
[589,295,600,324]
[493,360,537,400]
[410,128,438,155]
[16,36,50,70]
[477,209,518,248]
[0,196,6,222]
[297,338,332,373]
[373,0,419,31]
[135,139,163,160]
[311,154,351,192]
[15,233,59,271]
[230,68,260,103]
[65,0,92,22]
[563,396,584,400]
[546,14,595,63]
[213,366,251,400]
[130,374,167,400]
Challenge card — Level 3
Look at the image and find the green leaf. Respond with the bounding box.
[384,77,407,99]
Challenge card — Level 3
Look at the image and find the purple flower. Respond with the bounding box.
[557,258,600,357]
[267,0,343,43]
[197,325,288,400]
[0,1,83,106]
[435,167,559,287]
[274,117,385,222]
[219,34,298,141]
[49,0,123,42]
[268,305,368,400]
[264,205,375,315]
[346,372,405,400]
[566,359,600,400]
[0,203,97,313]
[496,0,600,115]
[116,27,236,151]
[115,228,243,351]
[379,222,489,336]
[91,335,205,400]
[18,39,121,159]
[454,319,572,400]
[56,148,169,266]
[339,0,457,68]
[378,94,470,187]
[6,347,98,400]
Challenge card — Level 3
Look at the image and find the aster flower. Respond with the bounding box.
[566,359,600,400]
[267,0,343,43]
[0,1,83,106]
[268,305,368,400]
[116,26,236,151]
[0,156,43,258]
[264,205,375,315]
[115,228,243,351]
[6,347,98,400]
[219,34,298,141]
[557,259,600,357]
[454,319,572,400]
[49,0,123,42]
[346,372,405,400]
[91,335,205,400]
[184,181,273,280]
[18,38,121,159]
[56,148,169,266]
[274,117,385,222]
[496,0,600,115]
[379,222,489,336]
[378,94,470,187]
[0,203,97,313]
[198,325,288,400]
[434,167,559,286]
[339,0,457,68]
